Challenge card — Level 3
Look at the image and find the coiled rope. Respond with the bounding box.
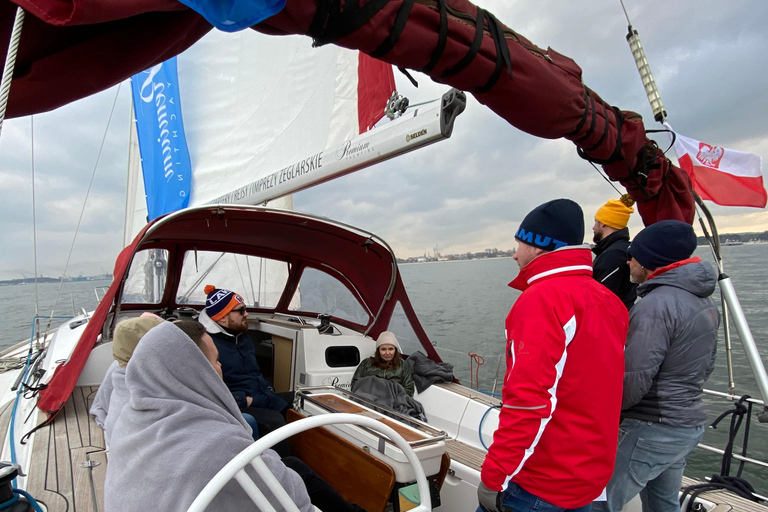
[680,395,760,508]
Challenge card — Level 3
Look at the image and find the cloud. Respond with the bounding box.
[1,0,767,278]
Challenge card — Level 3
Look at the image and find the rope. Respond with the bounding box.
[478,404,501,450]
[468,353,485,389]
[10,489,43,512]
[680,395,760,508]
[44,83,123,335]
[0,6,24,138]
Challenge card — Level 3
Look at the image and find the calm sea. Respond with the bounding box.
[1,244,767,491]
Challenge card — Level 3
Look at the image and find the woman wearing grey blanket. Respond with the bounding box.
[90,314,164,445]
[104,321,313,512]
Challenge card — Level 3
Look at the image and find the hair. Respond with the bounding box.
[173,320,207,349]
[371,345,401,370]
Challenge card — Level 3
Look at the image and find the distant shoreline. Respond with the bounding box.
[400,256,515,265]
[0,277,112,287]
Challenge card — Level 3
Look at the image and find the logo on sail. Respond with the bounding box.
[336,140,371,160]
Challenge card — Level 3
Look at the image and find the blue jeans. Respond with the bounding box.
[242,413,260,441]
[476,483,592,512]
[592,418,704,512]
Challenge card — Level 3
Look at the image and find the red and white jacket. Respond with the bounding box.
[481,246,628,508]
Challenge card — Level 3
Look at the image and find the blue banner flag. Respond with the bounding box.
[131,57,192,221]
[177,0,285,32]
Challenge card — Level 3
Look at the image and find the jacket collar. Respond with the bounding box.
[198,309,233,338]
[509,245,593,292]
[592,227,630,256]
[646,257,701,280]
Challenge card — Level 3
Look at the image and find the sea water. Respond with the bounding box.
[1,244,767,492]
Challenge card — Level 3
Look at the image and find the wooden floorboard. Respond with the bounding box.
[444,439,485,472]
[25,387,106,512]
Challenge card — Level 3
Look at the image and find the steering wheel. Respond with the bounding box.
[187,413,432,512]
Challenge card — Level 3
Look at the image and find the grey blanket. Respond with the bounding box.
[352,376,426,421]
[103,366,129,446]
[406,351,454,393]
[90,360,118,429]
[105,322,311,512]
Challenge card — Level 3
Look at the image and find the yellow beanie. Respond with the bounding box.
[595,197,634,230]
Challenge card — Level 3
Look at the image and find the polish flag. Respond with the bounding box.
[673,133,766,208]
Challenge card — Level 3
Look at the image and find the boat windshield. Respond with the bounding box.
[121,249,169,304]
[287,266,371,326]
[175,250,289,308]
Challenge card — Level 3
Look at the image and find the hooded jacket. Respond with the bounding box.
[481,247,628,509]
[199,309,287,411]
[104,321,311,512]
[622,258,719,428]
[592,227,637,309]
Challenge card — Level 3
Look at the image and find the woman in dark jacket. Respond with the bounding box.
[351,331,415,396]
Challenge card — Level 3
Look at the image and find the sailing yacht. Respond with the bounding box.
[1,1,767,511]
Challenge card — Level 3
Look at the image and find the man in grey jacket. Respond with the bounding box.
[594,220,719,512]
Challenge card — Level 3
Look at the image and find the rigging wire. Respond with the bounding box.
[44,83,123,334]
[618,0,631,25]
[30,116,40,341]
[587,159,623,195]
[246,255,258,306]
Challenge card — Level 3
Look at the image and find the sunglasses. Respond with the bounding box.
[231,307,247,316]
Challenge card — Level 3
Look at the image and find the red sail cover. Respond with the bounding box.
[2,0,694,225]
[35,225,151,414]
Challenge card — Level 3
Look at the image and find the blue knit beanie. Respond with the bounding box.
[515,199,585,251]
[204,284,244,321]
[628,220,697,270]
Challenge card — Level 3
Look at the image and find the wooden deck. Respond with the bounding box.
[26,386,107,512]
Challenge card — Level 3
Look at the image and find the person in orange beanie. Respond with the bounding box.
[592,195,637,309]
[198,284,293,455]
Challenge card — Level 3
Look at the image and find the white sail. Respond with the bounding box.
[124,30,380,243]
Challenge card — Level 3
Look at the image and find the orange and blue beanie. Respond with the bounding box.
[204,284,244,321]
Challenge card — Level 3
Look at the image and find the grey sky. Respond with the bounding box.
[1,0,766,279]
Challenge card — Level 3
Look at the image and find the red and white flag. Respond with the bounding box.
[673,132,766,208]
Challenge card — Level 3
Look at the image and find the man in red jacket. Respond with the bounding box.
[478,199,629,512]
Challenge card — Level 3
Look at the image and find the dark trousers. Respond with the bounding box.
[282,457,366,512]
[241,391,295,456]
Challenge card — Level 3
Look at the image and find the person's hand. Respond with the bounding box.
[246,396,253,406]
[477,481,506,512]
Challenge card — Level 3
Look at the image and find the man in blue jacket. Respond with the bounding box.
[594,220,719,512]
[199,285,293,448]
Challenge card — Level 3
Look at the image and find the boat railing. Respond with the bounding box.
[698,389,767,470]
[94,286,109,303]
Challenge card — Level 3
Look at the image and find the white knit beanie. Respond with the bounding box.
[375,331,402,353]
